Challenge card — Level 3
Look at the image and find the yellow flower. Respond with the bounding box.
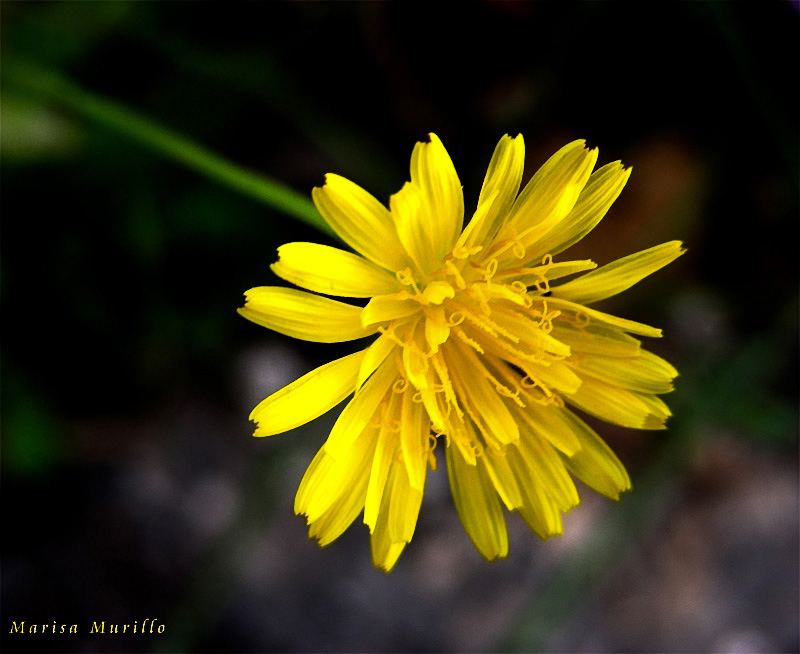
[239,134,684,571]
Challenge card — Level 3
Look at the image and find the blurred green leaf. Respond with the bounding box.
[0,94,83,163]
[3,371,63,477]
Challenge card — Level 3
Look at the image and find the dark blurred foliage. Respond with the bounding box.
[2,2,798,653]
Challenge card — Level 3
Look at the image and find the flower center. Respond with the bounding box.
[372,250,570,458]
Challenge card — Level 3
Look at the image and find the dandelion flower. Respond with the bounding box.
[239,134,684,571]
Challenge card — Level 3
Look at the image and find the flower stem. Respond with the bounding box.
[5,59,334,237]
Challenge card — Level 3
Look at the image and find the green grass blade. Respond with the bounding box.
[5,59,334,237]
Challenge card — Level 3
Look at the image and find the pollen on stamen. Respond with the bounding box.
[494,382,526,407]
[457,306,499,337]
[455,328,485,353]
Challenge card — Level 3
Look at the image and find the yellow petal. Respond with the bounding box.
[446,443,509,561]
[362,294,419,328]
[546,297,663,338]
[467,134,525,247]
[239,286,375,342]
[356,333,396,391]
[482,447,524,511]
[421,280,455,304]
[387,462,424,543]
[307,443,374,546]
[294,447,332,516]
[556,408,631,499]
[400,389,430,491]
[370,464,410,572]
[524,161,631,264]
[566,375,666,430]
[424,306,450,354]
[571,349,677,394]
[402,340,429,391]
[323,357,397,462]
[553,241,685,305]
[518,401,581,456]
[296,425,376,527]
[498,140,598,254]
[364,416,398,532]
[390,183,437,275]
[506,446,564,539]
[250,349,366,437]
[516,428,579,513]
[371,530,406,573]
[550,323,641,358]
[634,392,672,427]
[271,242,401,298]
[445,341,519,446]
[497,259,597,286]
[312,173,409,272]
[408,133,464,266]
[488,305,573,358]
[530,360,582,395]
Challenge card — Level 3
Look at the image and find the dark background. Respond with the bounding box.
[2,2,798,652]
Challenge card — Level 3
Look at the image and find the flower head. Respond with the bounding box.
[239,134,684,571]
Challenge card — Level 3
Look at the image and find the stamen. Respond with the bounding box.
[428,449,438,471]
[396,267,421,295]
[464,354,525,407]
[384,419,402,432]
[471,329,541,365]
[450,244,483,260]
[431,353,460,412]
[484,226,526,261]
[456,328,485,354]
[520,380,554,406]
[456,304,498,337]
[378,323,406,348]
[447,311,466,327]
[532,277,551,295]
[444,260,466,289]
[493,380,525,407]
[483,259,499,281]
[521,375,552,397]
[510,280,528,295]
